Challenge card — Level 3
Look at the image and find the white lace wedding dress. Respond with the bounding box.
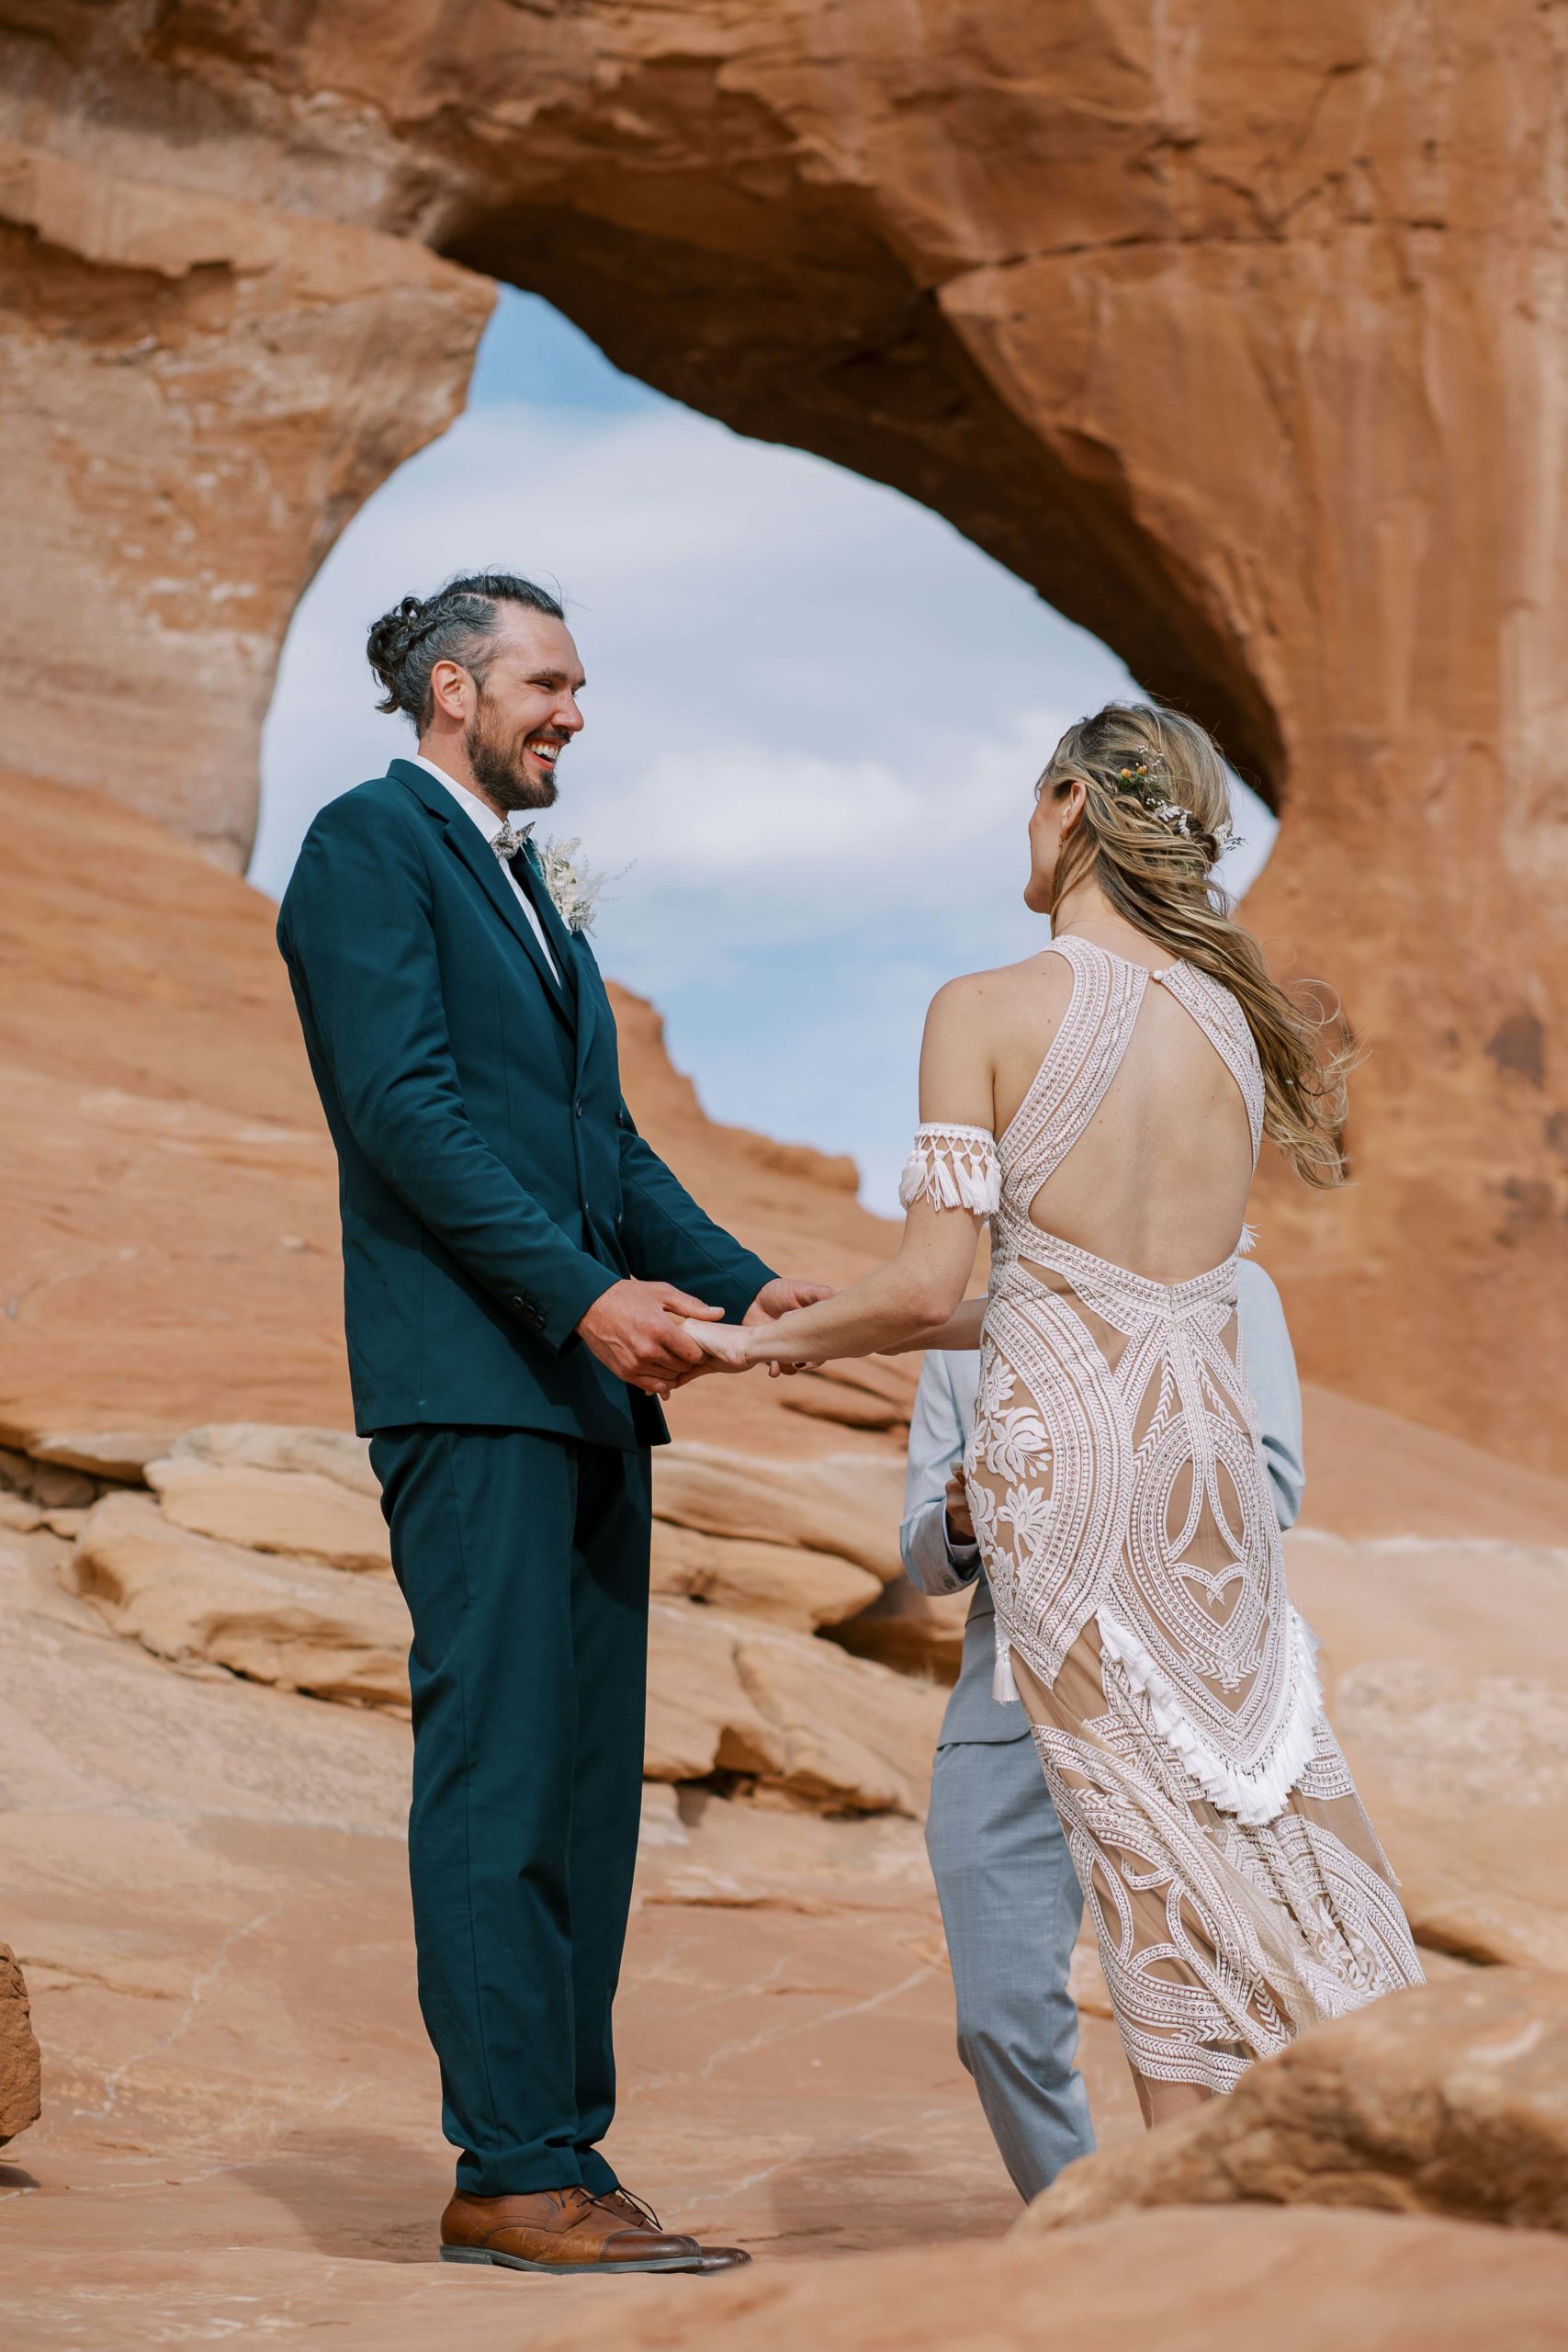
[901,936,1423,2099]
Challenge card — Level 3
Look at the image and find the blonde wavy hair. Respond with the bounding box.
[1040,701,1354,1187]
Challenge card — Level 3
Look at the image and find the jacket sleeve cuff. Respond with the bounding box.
[899,1500,979,1596]
[713,1253,779,1323]
[506,1256,619,1356]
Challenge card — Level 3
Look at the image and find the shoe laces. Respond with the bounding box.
[604,2185,662,2231]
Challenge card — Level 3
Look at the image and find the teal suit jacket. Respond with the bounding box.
[276,757,774,1447]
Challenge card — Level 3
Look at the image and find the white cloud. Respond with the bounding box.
[257,346,1275,1214]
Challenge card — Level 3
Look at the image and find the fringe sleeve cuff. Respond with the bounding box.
[897,1123,1000,1216]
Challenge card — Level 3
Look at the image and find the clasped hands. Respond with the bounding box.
[576,1275,829,1397]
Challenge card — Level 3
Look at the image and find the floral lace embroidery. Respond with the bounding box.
[958,934,1422,2093]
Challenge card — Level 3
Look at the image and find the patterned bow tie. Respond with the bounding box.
[491,817,535,862]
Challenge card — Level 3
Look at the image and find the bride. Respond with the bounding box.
[687,700,1423,2127]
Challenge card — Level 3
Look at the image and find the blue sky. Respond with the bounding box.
[254,290,1274,1211]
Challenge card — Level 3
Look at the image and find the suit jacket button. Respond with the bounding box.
[574,1098,584,1118]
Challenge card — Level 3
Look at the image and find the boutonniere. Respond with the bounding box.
[535,835,613,935]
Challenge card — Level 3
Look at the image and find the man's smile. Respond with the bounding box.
[525,734,566,769]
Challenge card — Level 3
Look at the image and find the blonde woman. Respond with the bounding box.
[689,702,1422,2128]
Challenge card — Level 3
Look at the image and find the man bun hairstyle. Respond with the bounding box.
[367,571,566,728]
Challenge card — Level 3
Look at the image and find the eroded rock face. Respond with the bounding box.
[72,1490,412,1713]
[652,1446,908,1585]
[1,5,1564,1462]
[649,1520,881,1632]
[0,770,902,1458]
[1285,1515,1568,1973]
[0,140,492,867]
[1020,1969,1568,2239]
[71,1468,944,1816]
[0,1942,40,2145]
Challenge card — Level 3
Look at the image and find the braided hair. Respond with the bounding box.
[1039,701,1357,1187]
[366,572,566,728]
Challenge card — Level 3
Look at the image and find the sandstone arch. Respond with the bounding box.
[1,2,1563,1467]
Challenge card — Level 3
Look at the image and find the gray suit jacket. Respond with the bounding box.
[902,1260,1306,1744]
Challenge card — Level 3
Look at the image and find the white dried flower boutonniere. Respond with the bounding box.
[536,836,614,935]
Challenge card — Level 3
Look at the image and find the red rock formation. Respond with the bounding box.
[0,4,1562,1463]
[0,1942,40,2145]
[0,765,897,1454]
[1021,1968,1568,2236]
[0,140,492,865]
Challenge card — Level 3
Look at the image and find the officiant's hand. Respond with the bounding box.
[577,1280,722,1395]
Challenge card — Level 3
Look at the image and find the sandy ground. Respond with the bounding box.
[0,1518,1141,2344]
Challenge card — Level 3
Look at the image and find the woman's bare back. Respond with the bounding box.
[976,933,1255,1283]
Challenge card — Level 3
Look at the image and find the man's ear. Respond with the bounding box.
[428,657,469,722]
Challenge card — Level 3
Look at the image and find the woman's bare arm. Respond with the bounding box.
[688,980,995,1369]
[880,1295,988,1354]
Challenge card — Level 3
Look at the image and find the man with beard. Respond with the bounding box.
[277,572,825,2275]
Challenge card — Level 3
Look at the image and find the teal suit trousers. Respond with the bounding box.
[280,759,773,2192]
[370,1424,652,2197]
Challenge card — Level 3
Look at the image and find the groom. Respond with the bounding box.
[277,571,824,2275]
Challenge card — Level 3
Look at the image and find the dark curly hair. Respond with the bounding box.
[367,571,566,728]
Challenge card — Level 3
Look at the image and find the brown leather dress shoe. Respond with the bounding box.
[596,2186,752,2274]
[439,2186,709,2274]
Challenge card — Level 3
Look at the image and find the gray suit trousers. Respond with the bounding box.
[925,1726,1095,2199]
[905,1263,1305,2200]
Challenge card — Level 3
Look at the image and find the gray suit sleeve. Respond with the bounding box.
[1235,1260,1305,1531]
[900,1354,981,1596]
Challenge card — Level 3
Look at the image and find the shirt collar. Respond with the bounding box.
[411,752,535,846]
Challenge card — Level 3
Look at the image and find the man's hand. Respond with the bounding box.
[943,1469,975,1548]
[742,1275,833,1379]
[744,1276,833,1324]
[577,1280,721,1396]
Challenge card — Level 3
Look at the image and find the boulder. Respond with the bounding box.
[502,2208,1568,2352]
[828,1578,969,1681]
[0,1943,41,2145]
[70,1492,941,1815]
[72,1491,409,1713]
[167,1425,379,1498]
[644,1600,943,1815]
[1287,1527,1568,1971]
[145,1455,390,1574]
[778,1378,908,1433]
[650,1520,881,1630]
[1020,1967,1568,2238]
[23,1431,166,1483]
[0,1448,97,1510]
[779,1357,919,1434]
[653,1445,907,1584]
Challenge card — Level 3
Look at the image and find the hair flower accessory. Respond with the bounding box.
[1110,754,1221,846]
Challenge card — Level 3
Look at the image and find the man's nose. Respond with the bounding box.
[555,692,584,735]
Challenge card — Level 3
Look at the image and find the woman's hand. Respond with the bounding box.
[680,1318,756,1374]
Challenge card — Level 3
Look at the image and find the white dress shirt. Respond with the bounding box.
[412,752,560,985]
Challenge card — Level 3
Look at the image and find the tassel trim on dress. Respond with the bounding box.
[1094,1605,1323,1827]
[992,1633,1021,1704]
[898,1123,1001,1216]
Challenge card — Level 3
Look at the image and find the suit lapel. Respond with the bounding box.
[520,842,599,1074]
[391,761,575,1031]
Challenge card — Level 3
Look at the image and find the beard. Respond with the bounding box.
[465,689,558,812]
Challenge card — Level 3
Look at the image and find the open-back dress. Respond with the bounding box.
[900,935,1423,2098]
